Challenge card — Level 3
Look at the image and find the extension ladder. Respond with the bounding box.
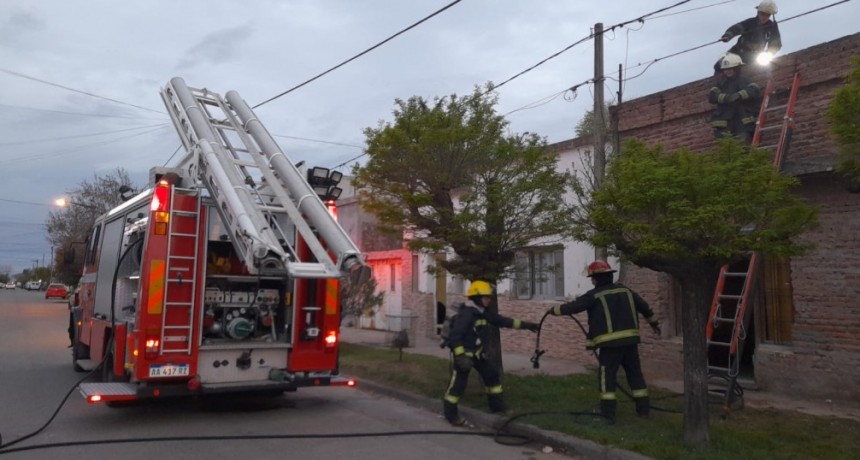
[160,77,365,280]
[160,187,200,354]
[705,72,800,416]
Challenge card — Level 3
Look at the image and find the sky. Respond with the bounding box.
[0,0,857,275]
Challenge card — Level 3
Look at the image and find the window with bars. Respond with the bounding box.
[513,247,564,299]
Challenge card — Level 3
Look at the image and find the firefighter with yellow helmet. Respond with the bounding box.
[442,280,539,426]
[546,261,660,423]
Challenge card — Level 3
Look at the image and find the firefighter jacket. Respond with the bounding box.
[447,303,526,357]
[708,73,762,138]
[724,17,782,66]
[551,283,656,349]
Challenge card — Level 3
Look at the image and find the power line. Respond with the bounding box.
[0,123,169,147]
[491,0,693,91]
[5,125,169,165]
[0,68,165,114]
[621,0,855,83]
[271,133,364,149]
[252,0,464,109]
[0,103,167,121]
[0,198,50,206]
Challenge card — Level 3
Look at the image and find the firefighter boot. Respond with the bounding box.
[487,393,507,414]
[443,401,466,426]
[600,400,617,424]
[636,397,651,418]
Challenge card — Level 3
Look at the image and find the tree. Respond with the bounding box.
[46,168,137,284]
[825,55,860,192]
[569,139,818,447]
[340,275,385,324]
[353,84,576,371]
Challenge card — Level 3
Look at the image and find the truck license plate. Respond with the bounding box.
[149,364,190,378]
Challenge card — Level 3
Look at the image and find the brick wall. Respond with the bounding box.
[607,33,860,400]
[481,33,860,401]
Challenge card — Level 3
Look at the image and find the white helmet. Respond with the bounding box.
[756,1,778,15]
[719,52,744,69]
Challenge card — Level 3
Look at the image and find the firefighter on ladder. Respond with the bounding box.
[546,261,660,423]
[709,52,762,146]
[442,280,539,426]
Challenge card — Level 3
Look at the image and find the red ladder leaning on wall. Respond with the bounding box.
[705,72,801,418]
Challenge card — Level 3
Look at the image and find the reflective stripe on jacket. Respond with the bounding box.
[553,283,656,348]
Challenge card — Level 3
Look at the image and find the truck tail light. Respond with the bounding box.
[324,330,337,348]
[151,180,170,235]
[145,336,160,359]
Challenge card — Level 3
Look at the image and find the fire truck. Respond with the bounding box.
[70,77,369,405]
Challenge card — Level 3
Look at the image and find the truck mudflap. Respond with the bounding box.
[79,375,357,404]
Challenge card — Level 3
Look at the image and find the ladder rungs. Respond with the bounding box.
[708,365,731,373]
[765,104,788,113]
[162,336,189,342]
[164,302,192,307]
[713,317,736,324]
[160,349,191,354]
[169,232,198,238]
[707,340,731,347]
[723,271,749,277]
[173,210,199,217]
[168,256,196,261]
[757,124,782,132]
[758,144,778,150]
[719,294,742,300]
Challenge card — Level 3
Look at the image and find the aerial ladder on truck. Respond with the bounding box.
[160,76,368,282]
[75,77,369,404]
[705,72,800,418]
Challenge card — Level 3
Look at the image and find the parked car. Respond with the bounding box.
[45,283,68,300]
[5,282,16,290]
[25,280,42,291]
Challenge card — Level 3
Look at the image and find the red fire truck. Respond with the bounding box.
[70,77,369,404]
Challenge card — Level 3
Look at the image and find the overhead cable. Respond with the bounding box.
[0,68,165,114]
[252,0,463,109]
[491,0,693,91]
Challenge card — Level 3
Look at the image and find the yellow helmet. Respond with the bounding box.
[467,280,493,297]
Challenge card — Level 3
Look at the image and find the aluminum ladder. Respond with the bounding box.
[160,187,200,354]
[706,72,801,417]
[159,77,366,280]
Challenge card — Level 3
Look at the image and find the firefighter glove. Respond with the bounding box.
[522,321,540,333]
[650,321,662,336]
[455,354,473,371]
[726,92,741,103]
[720,33,732,42]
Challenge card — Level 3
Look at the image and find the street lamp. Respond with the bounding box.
[53,197,104,211]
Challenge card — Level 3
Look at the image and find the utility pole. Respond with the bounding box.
[593,22,608,261]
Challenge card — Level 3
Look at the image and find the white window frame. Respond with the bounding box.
[513,247,564,300]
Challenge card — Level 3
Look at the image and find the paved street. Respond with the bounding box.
[0,289,573,459]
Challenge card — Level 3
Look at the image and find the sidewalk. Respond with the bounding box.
[340,326,860,422]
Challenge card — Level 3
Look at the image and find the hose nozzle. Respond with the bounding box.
[530,349,546,369]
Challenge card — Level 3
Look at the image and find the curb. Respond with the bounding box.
[354,377,653,460]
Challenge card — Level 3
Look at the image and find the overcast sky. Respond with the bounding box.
[0,0,857,275]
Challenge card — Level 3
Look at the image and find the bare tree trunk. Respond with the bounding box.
[680,275,713,447]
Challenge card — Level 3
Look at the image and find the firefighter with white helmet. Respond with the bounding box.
[441,280,539,426]
[545,261,660,423]
[709,52,762,145]
[718,0,782,68]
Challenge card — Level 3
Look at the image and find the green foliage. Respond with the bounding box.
[825,55,860,191]
[340,344,860,460]
[340,275,385,319]
[353,84,577,282]
[572,139,818,274]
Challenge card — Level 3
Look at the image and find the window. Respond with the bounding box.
[513,247,564,299]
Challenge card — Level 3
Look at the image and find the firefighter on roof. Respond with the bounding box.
[718,0,782,68]
[546,261,660,423]
[709,52,762,146]
[442,280,539,426]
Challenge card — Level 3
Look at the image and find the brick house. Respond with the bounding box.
[346,32,860,402]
